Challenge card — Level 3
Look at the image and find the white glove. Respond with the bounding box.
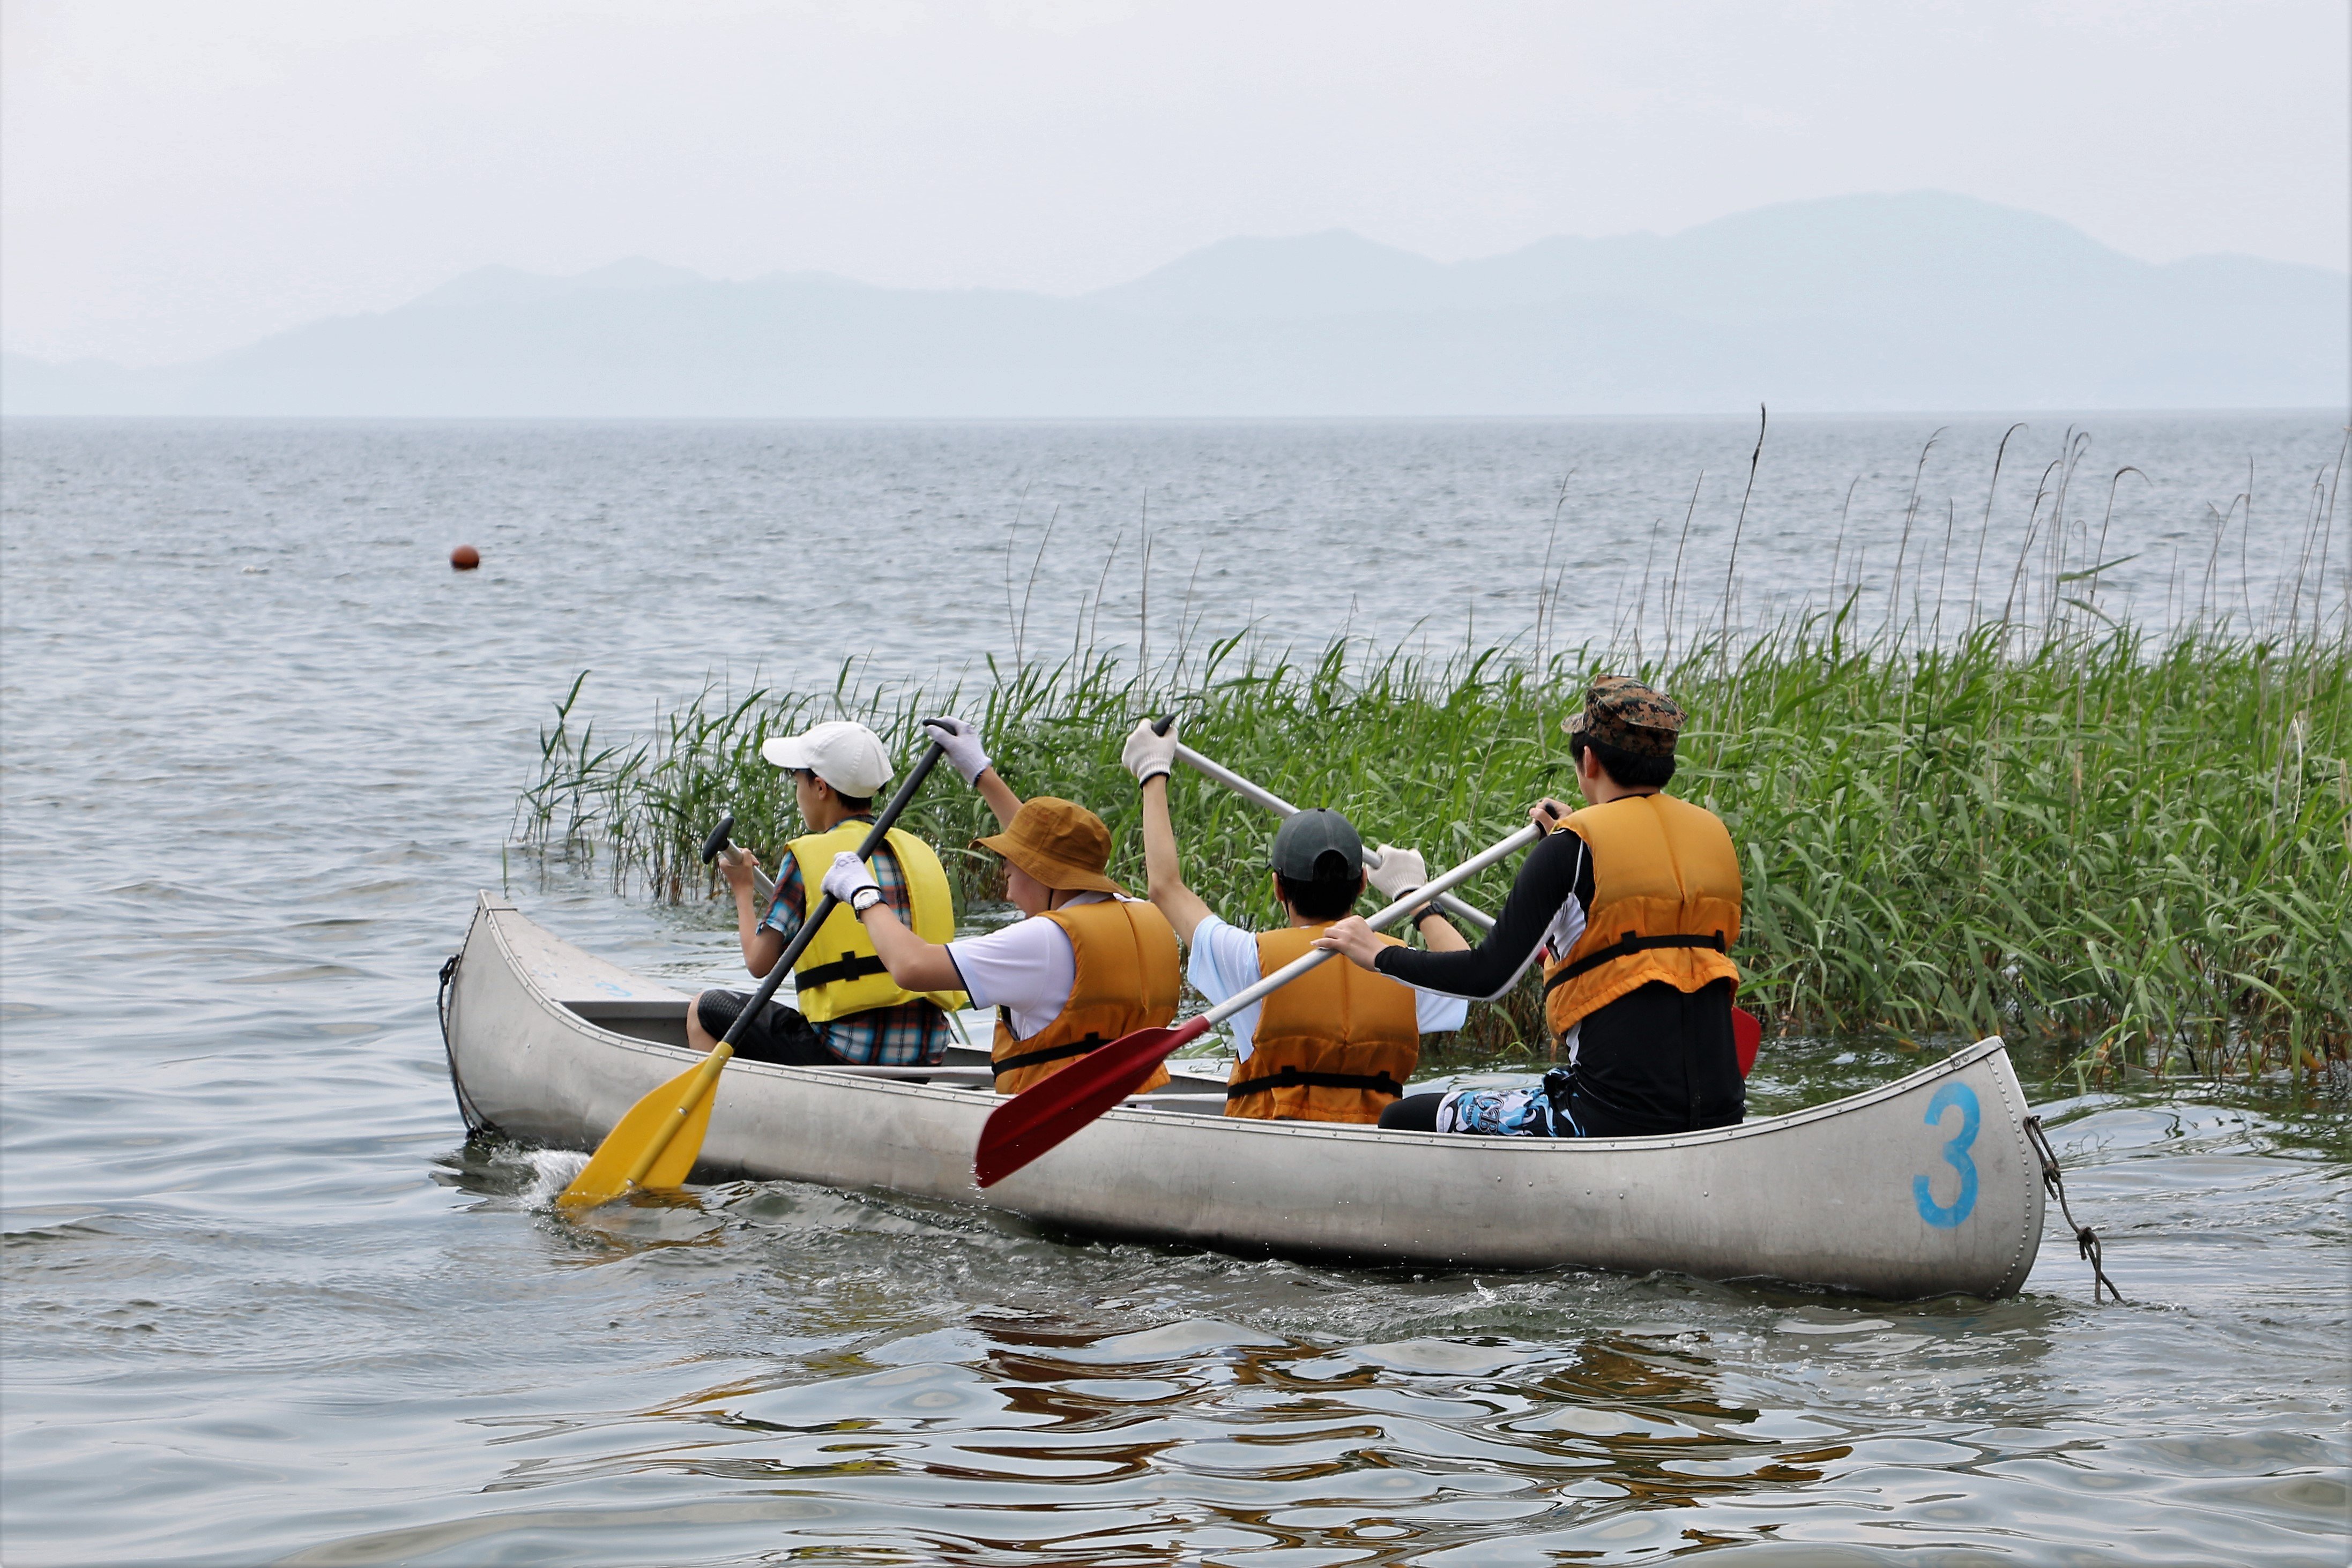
[1121,716,1179,785]
[921,716,991,787]
[822,849,881,909]
[1365,843,1428,902]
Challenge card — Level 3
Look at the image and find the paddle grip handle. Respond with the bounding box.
[714,741,949,1050]
[702,811,776,904]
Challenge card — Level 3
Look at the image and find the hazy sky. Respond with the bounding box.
[4,0,2345,366]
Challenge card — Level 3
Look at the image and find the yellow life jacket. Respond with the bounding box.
[989,898,1181,1095]
[1540,793,1742,1041]
[1229,925,1420,1124]
[784,822,968,1021]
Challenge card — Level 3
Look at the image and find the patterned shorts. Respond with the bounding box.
[1436,1075,1576,1138]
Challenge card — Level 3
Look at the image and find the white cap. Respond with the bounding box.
[760,720,895,797]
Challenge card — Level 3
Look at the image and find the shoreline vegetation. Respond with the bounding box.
[518,428,2349,1088]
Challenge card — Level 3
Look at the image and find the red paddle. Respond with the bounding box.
[973,1013,1213,1186]
[1735,1005,1761,1076]
[975,822,1547,1187]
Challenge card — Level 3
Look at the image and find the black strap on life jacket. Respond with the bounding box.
[1225,1065,1405,1102]
[1544,930,1727,992]
[991,1029,1112,1085]
[797,949,891,991]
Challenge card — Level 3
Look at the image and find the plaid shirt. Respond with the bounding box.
[762,819,952,1066]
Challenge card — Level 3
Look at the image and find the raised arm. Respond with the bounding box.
[973,768,1021,828]
[1122,719,1212,943]
[923,716,1021,829]
[1137,775,1214,943]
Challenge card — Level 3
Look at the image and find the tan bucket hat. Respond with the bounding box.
[973,797,1125,895]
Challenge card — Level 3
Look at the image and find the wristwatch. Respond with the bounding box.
[849,886,887,916]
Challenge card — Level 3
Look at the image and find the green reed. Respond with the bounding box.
[517,613,2349,1084]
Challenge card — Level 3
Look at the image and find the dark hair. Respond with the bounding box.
[1277,852,1363,921]
[1571,731,1676,789]
[796,769,873,812]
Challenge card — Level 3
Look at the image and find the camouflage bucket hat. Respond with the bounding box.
[1561,675,1685,758]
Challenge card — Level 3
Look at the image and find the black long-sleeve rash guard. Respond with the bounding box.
[1374,815,1745,1135]
[1374,827,1593,999]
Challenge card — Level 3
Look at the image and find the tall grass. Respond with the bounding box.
[519,618,2348,1082]
[517,424,2350,1085]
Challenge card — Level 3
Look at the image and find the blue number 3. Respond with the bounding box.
[1912,1082,1981,1229]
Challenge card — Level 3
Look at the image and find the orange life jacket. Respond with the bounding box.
[989,898,1181,1095]
[1227,925,1420,1123]
[1540,793,1742,1041]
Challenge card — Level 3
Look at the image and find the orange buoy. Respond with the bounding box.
[450,544,481,570]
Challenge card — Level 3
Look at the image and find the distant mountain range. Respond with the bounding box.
[6,193,2344,416]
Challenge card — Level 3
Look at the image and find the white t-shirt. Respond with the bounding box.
[1186,914,1471,1062]
[946,891,1120,1040]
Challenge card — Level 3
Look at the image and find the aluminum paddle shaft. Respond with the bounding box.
[1191,822,1537,1027]
[974,821,1541,1186]
[1174,743,1495,932]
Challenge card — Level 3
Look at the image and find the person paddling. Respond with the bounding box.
[1121,718,1471,1124]
[823,717,1185,1096]
[689,720,967,1067]
[1315,676,1745,1139]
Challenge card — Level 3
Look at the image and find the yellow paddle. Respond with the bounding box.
[557,1044,731,1208]
[556,738,950,1211]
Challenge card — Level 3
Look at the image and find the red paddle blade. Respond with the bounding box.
[975,1017,1209,1188]
[1733,1005,1762,1077]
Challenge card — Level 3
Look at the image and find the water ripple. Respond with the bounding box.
[4,419,2345,1565]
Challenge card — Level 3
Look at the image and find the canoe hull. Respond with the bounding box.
[444,893,2043,1299]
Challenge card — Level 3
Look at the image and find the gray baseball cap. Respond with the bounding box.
[1269,808,1364,880]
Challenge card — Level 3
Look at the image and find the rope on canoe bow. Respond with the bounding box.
[2024,1114,2124,1304]
[437,950,496,1136]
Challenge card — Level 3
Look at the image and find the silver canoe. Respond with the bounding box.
[442,892,2045,1300]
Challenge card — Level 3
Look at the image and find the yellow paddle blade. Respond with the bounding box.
[636,1077,716,1190]
[557,1046,730,1210]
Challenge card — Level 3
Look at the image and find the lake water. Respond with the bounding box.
[3,416,2346,1565]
